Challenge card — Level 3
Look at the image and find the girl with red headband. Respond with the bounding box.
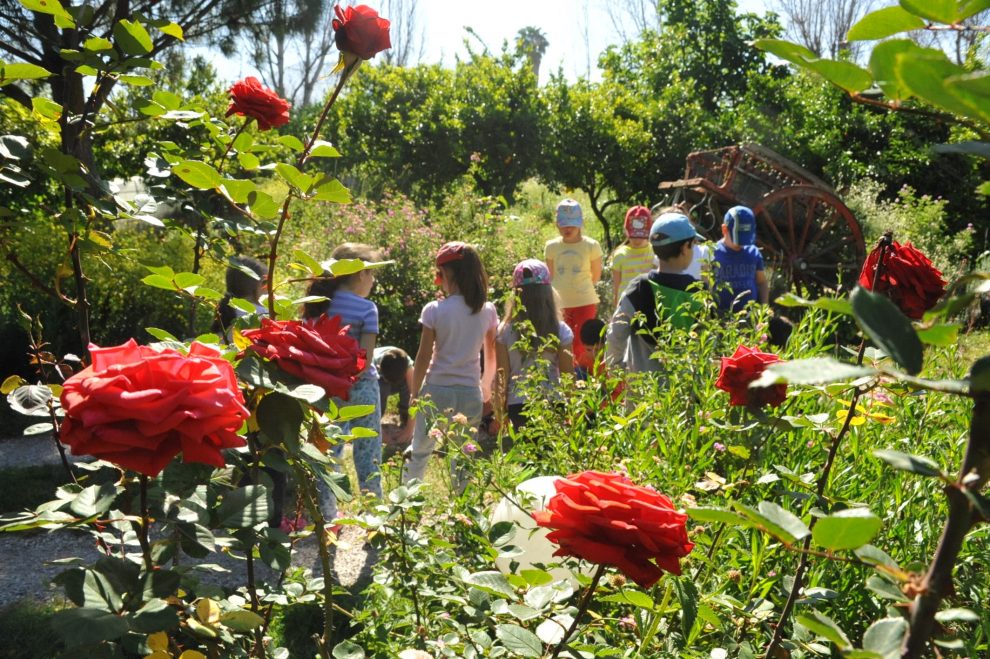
[403,242,498,483]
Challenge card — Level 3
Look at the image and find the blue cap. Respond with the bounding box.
[724,206,756,245]
[650,213,703,246]
[555,199,584,227]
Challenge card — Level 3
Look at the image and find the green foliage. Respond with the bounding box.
[0,463,73,514]
[0,601,66,659]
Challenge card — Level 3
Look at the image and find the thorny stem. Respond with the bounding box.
[135,475,154,573]
[764,235,892,658]
[397,506,424,630]
[266,59,361,317]
[636,578,673,656]
[549,563,607,659]
[217,119,251,173]
[291,462,336,658]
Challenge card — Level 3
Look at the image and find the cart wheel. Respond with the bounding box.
[753,185,865,297]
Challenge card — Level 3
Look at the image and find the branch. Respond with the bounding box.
[849,93,990,142]
[0,82,31,108]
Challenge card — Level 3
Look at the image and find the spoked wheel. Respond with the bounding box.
[753,185,866,298]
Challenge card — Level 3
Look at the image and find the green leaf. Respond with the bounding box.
[896,51,985,123]
[337,404,374,421]
[600,589,655,610]
[796,610,851,649]
[687,507,754,527]
[152,90,181,110]
[812,508,882,551]
[0,62,52,83]
[7,383,52,416]
[173,160,220,190]
[866,574,909,602]
[128,598,179,633]
[18,0,75,27]
[862,617,908,657]
[873,449,943,478]
[806,59,874,94]
[496,623,543,657]
[275,163,314,192]
[848,6,925,41]
[734,501,809,544]
[935,608,980,623]
[216,485,269,528]
[752,358,876,387]
[674,578,699,638]
[916,323,959,346]
[142,273,175,290]
[464,571,517,598]
[279,135,305,151]
[332,640,365,659]
[120,74,154,86]
[157,22,184,40]
[309,140,341,158]
[52,608,129,647]
[219,177,258,204]
[257,391,304,452]
[220,608,265,632]
[112,18,153,55]
[752,39,817,66]
[774,292,852,315]
[899,0,956,23]
[293,249,324,275]
[69,482,119,517]
[957,0,990,21]
[851,287,923,375]
[311,177,351,203]
[869,40,916,100]
[237,152,260,170]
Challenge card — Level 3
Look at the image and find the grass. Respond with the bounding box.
[0,601,66,658]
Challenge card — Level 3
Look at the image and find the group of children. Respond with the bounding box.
[218,198,774,524]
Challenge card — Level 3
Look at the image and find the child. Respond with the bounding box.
[495,259,574,431]
[213,255,267,340]
[374,346,414,446]
[606,212,704,373]
[304,243,383,521]
[610,206,656,306]
[714,205,769,312]
[403,242,498,483]
[545,199,603,373]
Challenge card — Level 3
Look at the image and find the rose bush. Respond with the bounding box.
[332,4,392,60]
[226,76,291,130]
[242,315,365,399]
[858,240,946,319]
[60,340,249,476]
[715,344,787,408]
[532,470,693,588]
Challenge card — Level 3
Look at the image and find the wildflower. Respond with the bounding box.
[462,441,479,454]
[713,442,726,452]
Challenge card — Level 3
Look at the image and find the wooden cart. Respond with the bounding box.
[658,144,865,296]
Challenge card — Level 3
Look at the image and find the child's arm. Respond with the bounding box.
[358,332,377,375]
[546,258,555,282]
[756,270,770,305]
[590,256,603,285]
[411,327,435,398]
[605,300,631,369]
[480,325,497,403]
[558,344,574,375]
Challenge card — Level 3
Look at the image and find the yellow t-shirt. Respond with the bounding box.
[611,244,656,297]
[545,236,603,308]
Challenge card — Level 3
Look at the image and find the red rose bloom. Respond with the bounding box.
[242,315,365,399]
[715,345,787,408]
[226,77,291,130]
[332,4,391,60]
[858,240,946,319]
[60,340,249,477]
[532,471,694,588]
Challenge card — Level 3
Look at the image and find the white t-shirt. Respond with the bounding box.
[496,320,573,405]
[678,243,712,279]
[420,295,498,388]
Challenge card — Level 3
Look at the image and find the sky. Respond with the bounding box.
[200,0,772,86]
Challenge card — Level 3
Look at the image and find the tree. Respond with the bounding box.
[379,0,424,67]
[515,26,548,80]
[770,0,878,60]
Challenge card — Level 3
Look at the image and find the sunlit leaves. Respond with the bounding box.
[0,61,52,84]
[847,6,925,41]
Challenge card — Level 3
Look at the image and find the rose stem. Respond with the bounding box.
[137,474,153,572]
[636,578,674,656]
[764,235,892,657]
[549,563,606,659]
[266,58,361,317]
[291,462,336,659]
[216,118,252,173]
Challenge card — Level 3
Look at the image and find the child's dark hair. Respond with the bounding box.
[213,255,267,337]
[579,318,606,347]
[303,242,381,320]
[440,245,488,313]
[653,237,693,261]
[378,348,410,386]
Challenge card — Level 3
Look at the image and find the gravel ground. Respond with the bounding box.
[0,436,378,608]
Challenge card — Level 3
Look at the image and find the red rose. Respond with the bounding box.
[332,4,391,60]
[225,77,291,131]
[715,345,787,408]
[60,340,249,477]
[532,471,694,588]
[858,240,946,320]
[242,315,365,399]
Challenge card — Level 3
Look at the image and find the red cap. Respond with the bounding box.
[434,242,468,284]
[624,206,651,239]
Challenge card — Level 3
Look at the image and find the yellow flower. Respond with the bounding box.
[834,399,896,426]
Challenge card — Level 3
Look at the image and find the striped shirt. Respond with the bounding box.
[611,244,656,297]
[326,290,379,379]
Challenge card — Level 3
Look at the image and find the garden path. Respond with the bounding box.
[0,436,376,607]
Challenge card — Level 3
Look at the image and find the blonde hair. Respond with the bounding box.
[303,242,381,319]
